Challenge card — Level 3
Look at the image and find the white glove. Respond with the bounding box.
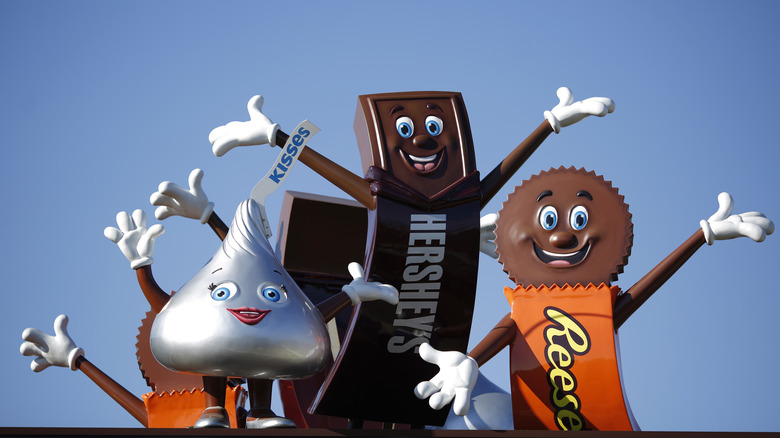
[479,213,498,259]
[544,87,615,133]
[209,95,281,157]
[414,342,478,416]
[341,262,399,306]
[20,314,84,372]
[700,192,774,245]
[150,168,214,223]
[104,209,165,269]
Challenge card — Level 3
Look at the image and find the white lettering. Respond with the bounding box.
[386,214,446,354]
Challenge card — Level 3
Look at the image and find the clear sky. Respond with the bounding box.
[2,0,779,432]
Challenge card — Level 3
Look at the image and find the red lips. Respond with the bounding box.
[227,307,270,326]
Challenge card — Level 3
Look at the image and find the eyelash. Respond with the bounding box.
[207,283,217,291]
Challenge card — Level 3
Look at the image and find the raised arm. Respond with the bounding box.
[276,131,374,209]
[150,168,229,240]
[21,315,149,427]
[613,192,774,329]
[613,230,705,329]
[480,87,615,208]
[480,121,552,208]
[206,212,229,241]
[104,209,170,313]
[134,265,171,314]
[209,95,375,210]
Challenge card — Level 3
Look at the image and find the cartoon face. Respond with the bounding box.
[150,200,331,379]
[494,167,633,288]
[355,92,476,199]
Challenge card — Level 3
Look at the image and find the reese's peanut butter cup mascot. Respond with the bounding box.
[414,167,774,431]
[20,188,398,429]
[204,89,615,426]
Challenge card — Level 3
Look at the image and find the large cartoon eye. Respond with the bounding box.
[570,206,588,230]
[210,282,238,301]
[260,285,287,303]
[395,117,414,138]
[425,116,443,136]
[539,206,558,230]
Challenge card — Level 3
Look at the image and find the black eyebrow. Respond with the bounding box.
[576,190,593,200]
[537,190,552,202]
[390,105,404,114]
[426,103,443,112]
[211,268,223,274]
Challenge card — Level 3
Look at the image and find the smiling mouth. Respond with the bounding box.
[227,307,270,326]
[403,150,443,173]
[534,242,590,266]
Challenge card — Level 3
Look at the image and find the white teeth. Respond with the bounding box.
[541,249,581,258]
[409,154,437,163]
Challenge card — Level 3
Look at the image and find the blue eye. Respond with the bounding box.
[210,282,237,301]
[425,116,443,136]
[540,206,558,230]
[212,288,230,300]
[262,286,282,302]
[570,206,588,230]
[395,117,414,138]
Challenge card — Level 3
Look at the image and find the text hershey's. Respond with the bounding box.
[387,214,446,354]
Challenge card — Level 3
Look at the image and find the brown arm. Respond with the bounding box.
[135,265,171,314]
[275,131,375,210]
[479,120,554,209]
[613,229,706,330]
[316,291,353,323]
[206,211,229,241]
[75,356,148,427]
[468,312,516,367]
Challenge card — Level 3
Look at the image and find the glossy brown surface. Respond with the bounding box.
[355,92,476,200]
[277,92,558,426]
[276,132,375,210]
[613,229,705,329]
[479,121,553,208]
[494,167,633,288]
[75,357,148,427]
[313,194,480,425]
[309,93,482,425]
[135,266,171,314]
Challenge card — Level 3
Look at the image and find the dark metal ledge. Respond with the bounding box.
[2,428,779,438]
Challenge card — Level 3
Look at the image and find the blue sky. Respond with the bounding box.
[2,1,779,432]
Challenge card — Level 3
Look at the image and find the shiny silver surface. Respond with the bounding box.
[150,199,330,379]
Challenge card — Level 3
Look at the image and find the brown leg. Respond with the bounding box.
[194,376,230,428]
[203,375,227,408]
[247,378,273,417]
[246,378,296,429]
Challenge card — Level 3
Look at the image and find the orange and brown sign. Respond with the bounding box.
[505,283,635,431]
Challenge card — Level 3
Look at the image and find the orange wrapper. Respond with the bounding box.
[504,283,638,431]
[142,385,247,428]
